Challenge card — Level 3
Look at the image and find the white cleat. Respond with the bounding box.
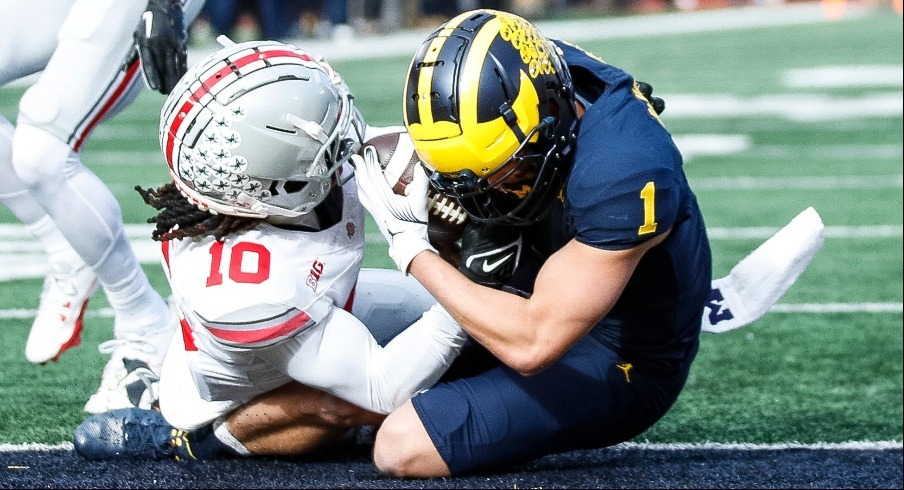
[26,261,100,364]
[83,309,178,414]
[83,337,163,415]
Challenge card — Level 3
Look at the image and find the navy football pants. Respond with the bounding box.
[411,334,693,475]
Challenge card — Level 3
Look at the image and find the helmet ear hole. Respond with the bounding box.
[548,98,561,121]
[267,180,309,196]
[283,180,308,194]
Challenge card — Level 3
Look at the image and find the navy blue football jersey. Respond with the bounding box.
[511,41,713,371]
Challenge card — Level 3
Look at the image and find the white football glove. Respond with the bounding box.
[351,152,436,274]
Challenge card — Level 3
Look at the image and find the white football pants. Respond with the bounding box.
[159,268,465,431]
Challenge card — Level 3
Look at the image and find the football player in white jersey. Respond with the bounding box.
[73,39,468,460]
[0,0,205,413]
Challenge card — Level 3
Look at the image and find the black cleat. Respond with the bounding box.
[73,407,197,461]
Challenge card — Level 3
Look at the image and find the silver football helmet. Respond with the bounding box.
[159,39,361,220]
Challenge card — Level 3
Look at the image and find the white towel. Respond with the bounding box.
[702,207,826,334]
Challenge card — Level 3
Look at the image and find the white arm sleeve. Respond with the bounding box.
[277,302,467,414]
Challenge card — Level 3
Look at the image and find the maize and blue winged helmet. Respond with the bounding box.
[404,9,578,226]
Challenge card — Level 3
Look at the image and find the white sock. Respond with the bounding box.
[213,418,251,456]
[107,268,170,338]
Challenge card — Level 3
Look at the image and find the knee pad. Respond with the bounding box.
[11,123,73,190]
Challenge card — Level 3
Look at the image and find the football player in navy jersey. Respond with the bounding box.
[70,8,824,471]
[352,9,713,477]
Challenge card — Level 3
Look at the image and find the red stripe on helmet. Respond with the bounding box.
[195,65,234,97]
[256,49,314,62]
[164,48,316,169]
[164,99,196,169]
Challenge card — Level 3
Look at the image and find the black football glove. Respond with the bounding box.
[458,222,523,289]
[637,81,665,115]
[134,0,187,95]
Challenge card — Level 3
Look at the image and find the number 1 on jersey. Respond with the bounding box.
[638,181,658,235]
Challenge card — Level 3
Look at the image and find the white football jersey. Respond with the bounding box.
[162,181,365,350]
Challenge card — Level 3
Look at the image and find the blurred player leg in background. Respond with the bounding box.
[0,0,102,365]
[0,117,99,364]
[0,0,204,413]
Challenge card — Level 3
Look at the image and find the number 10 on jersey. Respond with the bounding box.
[206,241,272,286]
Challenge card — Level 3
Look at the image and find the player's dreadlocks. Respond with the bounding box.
[135,183,260,242]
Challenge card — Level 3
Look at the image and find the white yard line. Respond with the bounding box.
[663,92,903,121]
[705,225,903,239]
[2,439,900,453]
[770,303,903,313]
[692,174,903,190]
[738,144,903,161]
[784,66,903,88]
[673,134,753,159]
[0,222,901,281]
[617,440,903,451]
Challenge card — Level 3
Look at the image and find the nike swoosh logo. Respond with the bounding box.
[482,253,514,273]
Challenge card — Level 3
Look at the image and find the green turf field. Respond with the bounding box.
[0,6,901,446]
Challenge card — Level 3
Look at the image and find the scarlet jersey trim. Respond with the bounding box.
[199,308,314,347]
[180,317,198,351]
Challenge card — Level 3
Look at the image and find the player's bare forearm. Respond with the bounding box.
[408,250,538,372]
[410,234,667,375]
[409,246,608,375]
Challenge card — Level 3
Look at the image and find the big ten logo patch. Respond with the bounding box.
[497,14,556,79]
[306,260,324,291]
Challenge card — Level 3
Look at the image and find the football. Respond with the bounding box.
[427,188,468,266]
[359,130,421,196]
[359,130,468,264]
